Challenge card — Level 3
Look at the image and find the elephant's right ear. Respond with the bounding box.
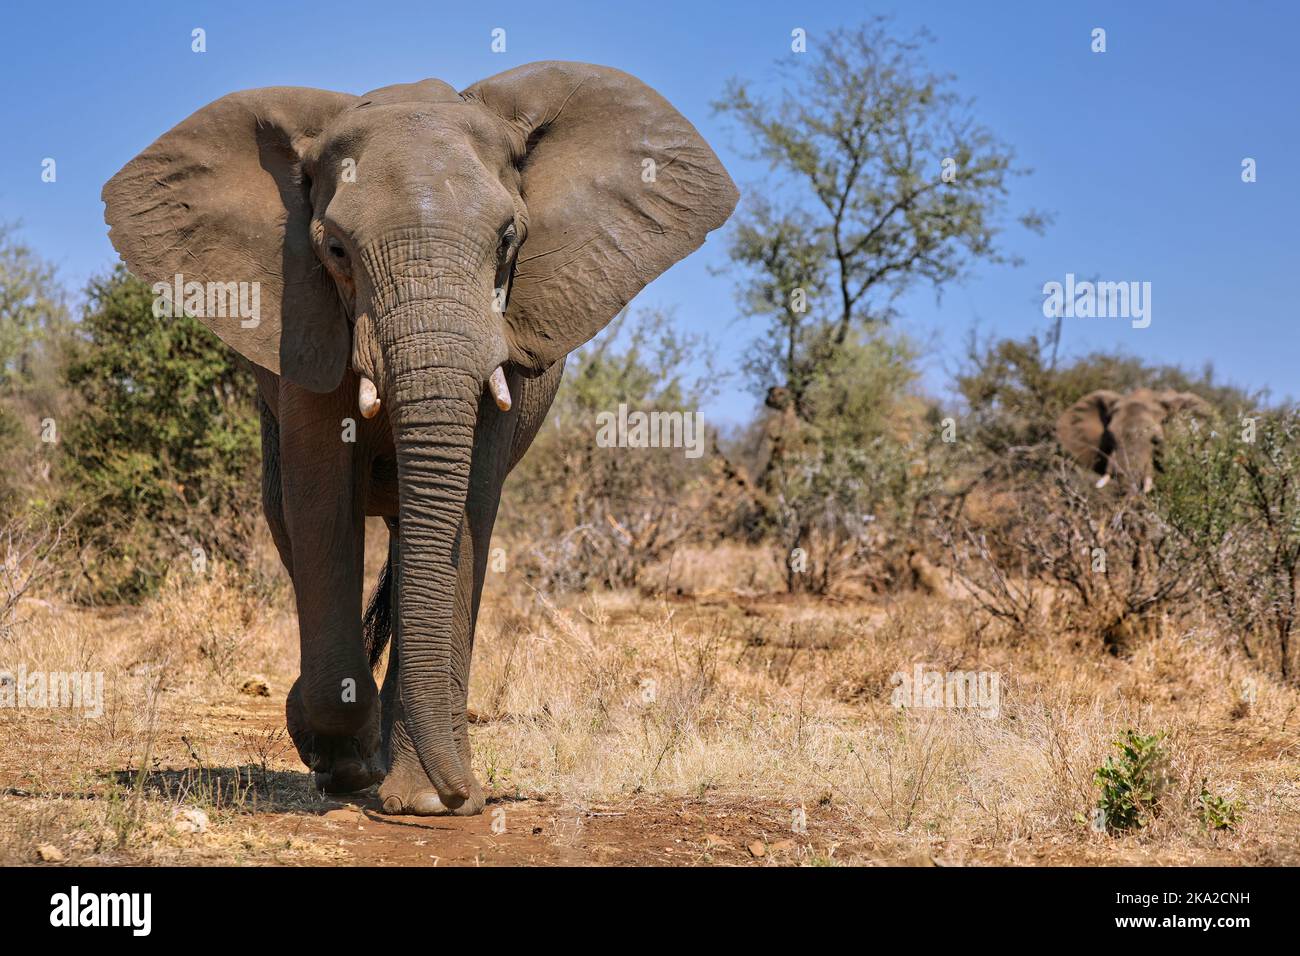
[1056,389,1123,474]
[103,87,358,393]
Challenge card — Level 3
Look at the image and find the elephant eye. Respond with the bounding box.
[327,237,348,260]
[498,223,517,262]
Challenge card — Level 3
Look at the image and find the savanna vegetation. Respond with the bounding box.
[1,20,1294,865]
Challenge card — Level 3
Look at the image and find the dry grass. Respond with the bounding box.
[0,535,341,865]
[472,558,1299,864]
[2,531,1296,865]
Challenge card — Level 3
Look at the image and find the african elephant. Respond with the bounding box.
[102,62,737,815]
[1055,388,1210,492]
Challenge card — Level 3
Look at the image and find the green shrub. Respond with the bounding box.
[1093,730,1170,833]
[754,329,949,593]
[1197,782,1243,832]
[59,266,260,602]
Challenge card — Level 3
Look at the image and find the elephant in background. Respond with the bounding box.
[102,62,737,815]
[1056,388,1210,492]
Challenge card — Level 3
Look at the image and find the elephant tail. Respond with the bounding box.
[363,558,392,671]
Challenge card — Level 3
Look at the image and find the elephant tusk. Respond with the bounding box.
[358,376,381,419]
[489,366,512,412]
[1095,473,1111,489]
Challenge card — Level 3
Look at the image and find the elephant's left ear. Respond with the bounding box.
[464,62,739,370]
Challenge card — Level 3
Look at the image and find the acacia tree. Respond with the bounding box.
[718,19,1046,406]
[715,19,1047,591]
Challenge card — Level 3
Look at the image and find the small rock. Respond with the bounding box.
[173,807,209,834]
[35,844,65,863]
[240,676,271,697]
[747,841,766,858]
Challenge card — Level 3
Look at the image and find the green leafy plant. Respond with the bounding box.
[1197,781,1243,832]
[59,266,261,601]
[1093,730,1170,833]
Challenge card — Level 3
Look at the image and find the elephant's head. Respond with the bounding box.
[103,62,737,809]
[1055,387,1210,492]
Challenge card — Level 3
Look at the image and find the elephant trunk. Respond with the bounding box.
[378,301,487,809]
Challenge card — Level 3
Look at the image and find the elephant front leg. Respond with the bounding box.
[279,381,383,793]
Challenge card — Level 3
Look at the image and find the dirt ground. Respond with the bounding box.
[3,539,1297,867]
[0,656,889,867]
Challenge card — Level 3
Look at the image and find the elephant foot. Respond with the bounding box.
[378,766,485,816]
[377,716,485,816]
[313,737,385,794]
[286,678,383,793]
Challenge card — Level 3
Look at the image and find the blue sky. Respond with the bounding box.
[3,0,1296,424]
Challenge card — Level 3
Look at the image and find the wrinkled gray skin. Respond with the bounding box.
[1056,388,1209,493]
[102,63,737,815]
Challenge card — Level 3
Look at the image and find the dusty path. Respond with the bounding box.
[289,796,823,867]
[6,694,838,867]
[182,699,837,866]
